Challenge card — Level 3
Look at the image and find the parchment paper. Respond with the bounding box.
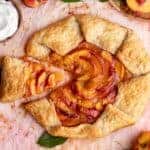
[0,0,150,150]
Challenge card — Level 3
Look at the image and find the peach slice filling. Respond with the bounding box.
[49,42,132,127]
[23,57,64,97]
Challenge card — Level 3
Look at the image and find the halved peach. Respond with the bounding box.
[132,131,150,150]
[23,0,47,8]
[127,0,150,18]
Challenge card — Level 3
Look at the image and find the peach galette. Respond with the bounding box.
[48,42,132,127]
[1,15,150,138]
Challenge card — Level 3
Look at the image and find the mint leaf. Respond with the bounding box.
[37,132,67,148]
[62,0,81,2]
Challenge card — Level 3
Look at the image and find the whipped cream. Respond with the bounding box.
[0,0,19,41]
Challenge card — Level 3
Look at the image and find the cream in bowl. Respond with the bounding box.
[0,0,19,41]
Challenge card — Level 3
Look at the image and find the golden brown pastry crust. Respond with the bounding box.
[0,56,29,102]
[114,73,150,121]
[24,100,134,138]
[24,98,61,128]
[76,14,127,54]
[117,30,150,75]
[26,16,83,58]
[26,29,51,60]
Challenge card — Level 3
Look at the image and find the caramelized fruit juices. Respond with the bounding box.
[49,42,132,127]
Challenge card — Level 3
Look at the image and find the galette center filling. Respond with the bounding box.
[49,42,132,127]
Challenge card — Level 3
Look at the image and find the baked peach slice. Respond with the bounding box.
[63,50,95,80]
[46,72,65,88]
[75,80,97,99]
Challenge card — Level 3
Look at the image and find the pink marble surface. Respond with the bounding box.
[0,0,150,150]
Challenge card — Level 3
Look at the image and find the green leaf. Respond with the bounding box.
[99,0,108,2]
[37,132,67,148]
[62,0,81,2]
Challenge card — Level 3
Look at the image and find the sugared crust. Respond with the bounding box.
[24,101,133,138]
[117,30,150,75]
[76,14,127,54]
[114,73,150,121]
[0,56,28,102]
[26,16,83,58]
[26,29,51,60]
[49,104,134,138]
[24,98,61,128]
